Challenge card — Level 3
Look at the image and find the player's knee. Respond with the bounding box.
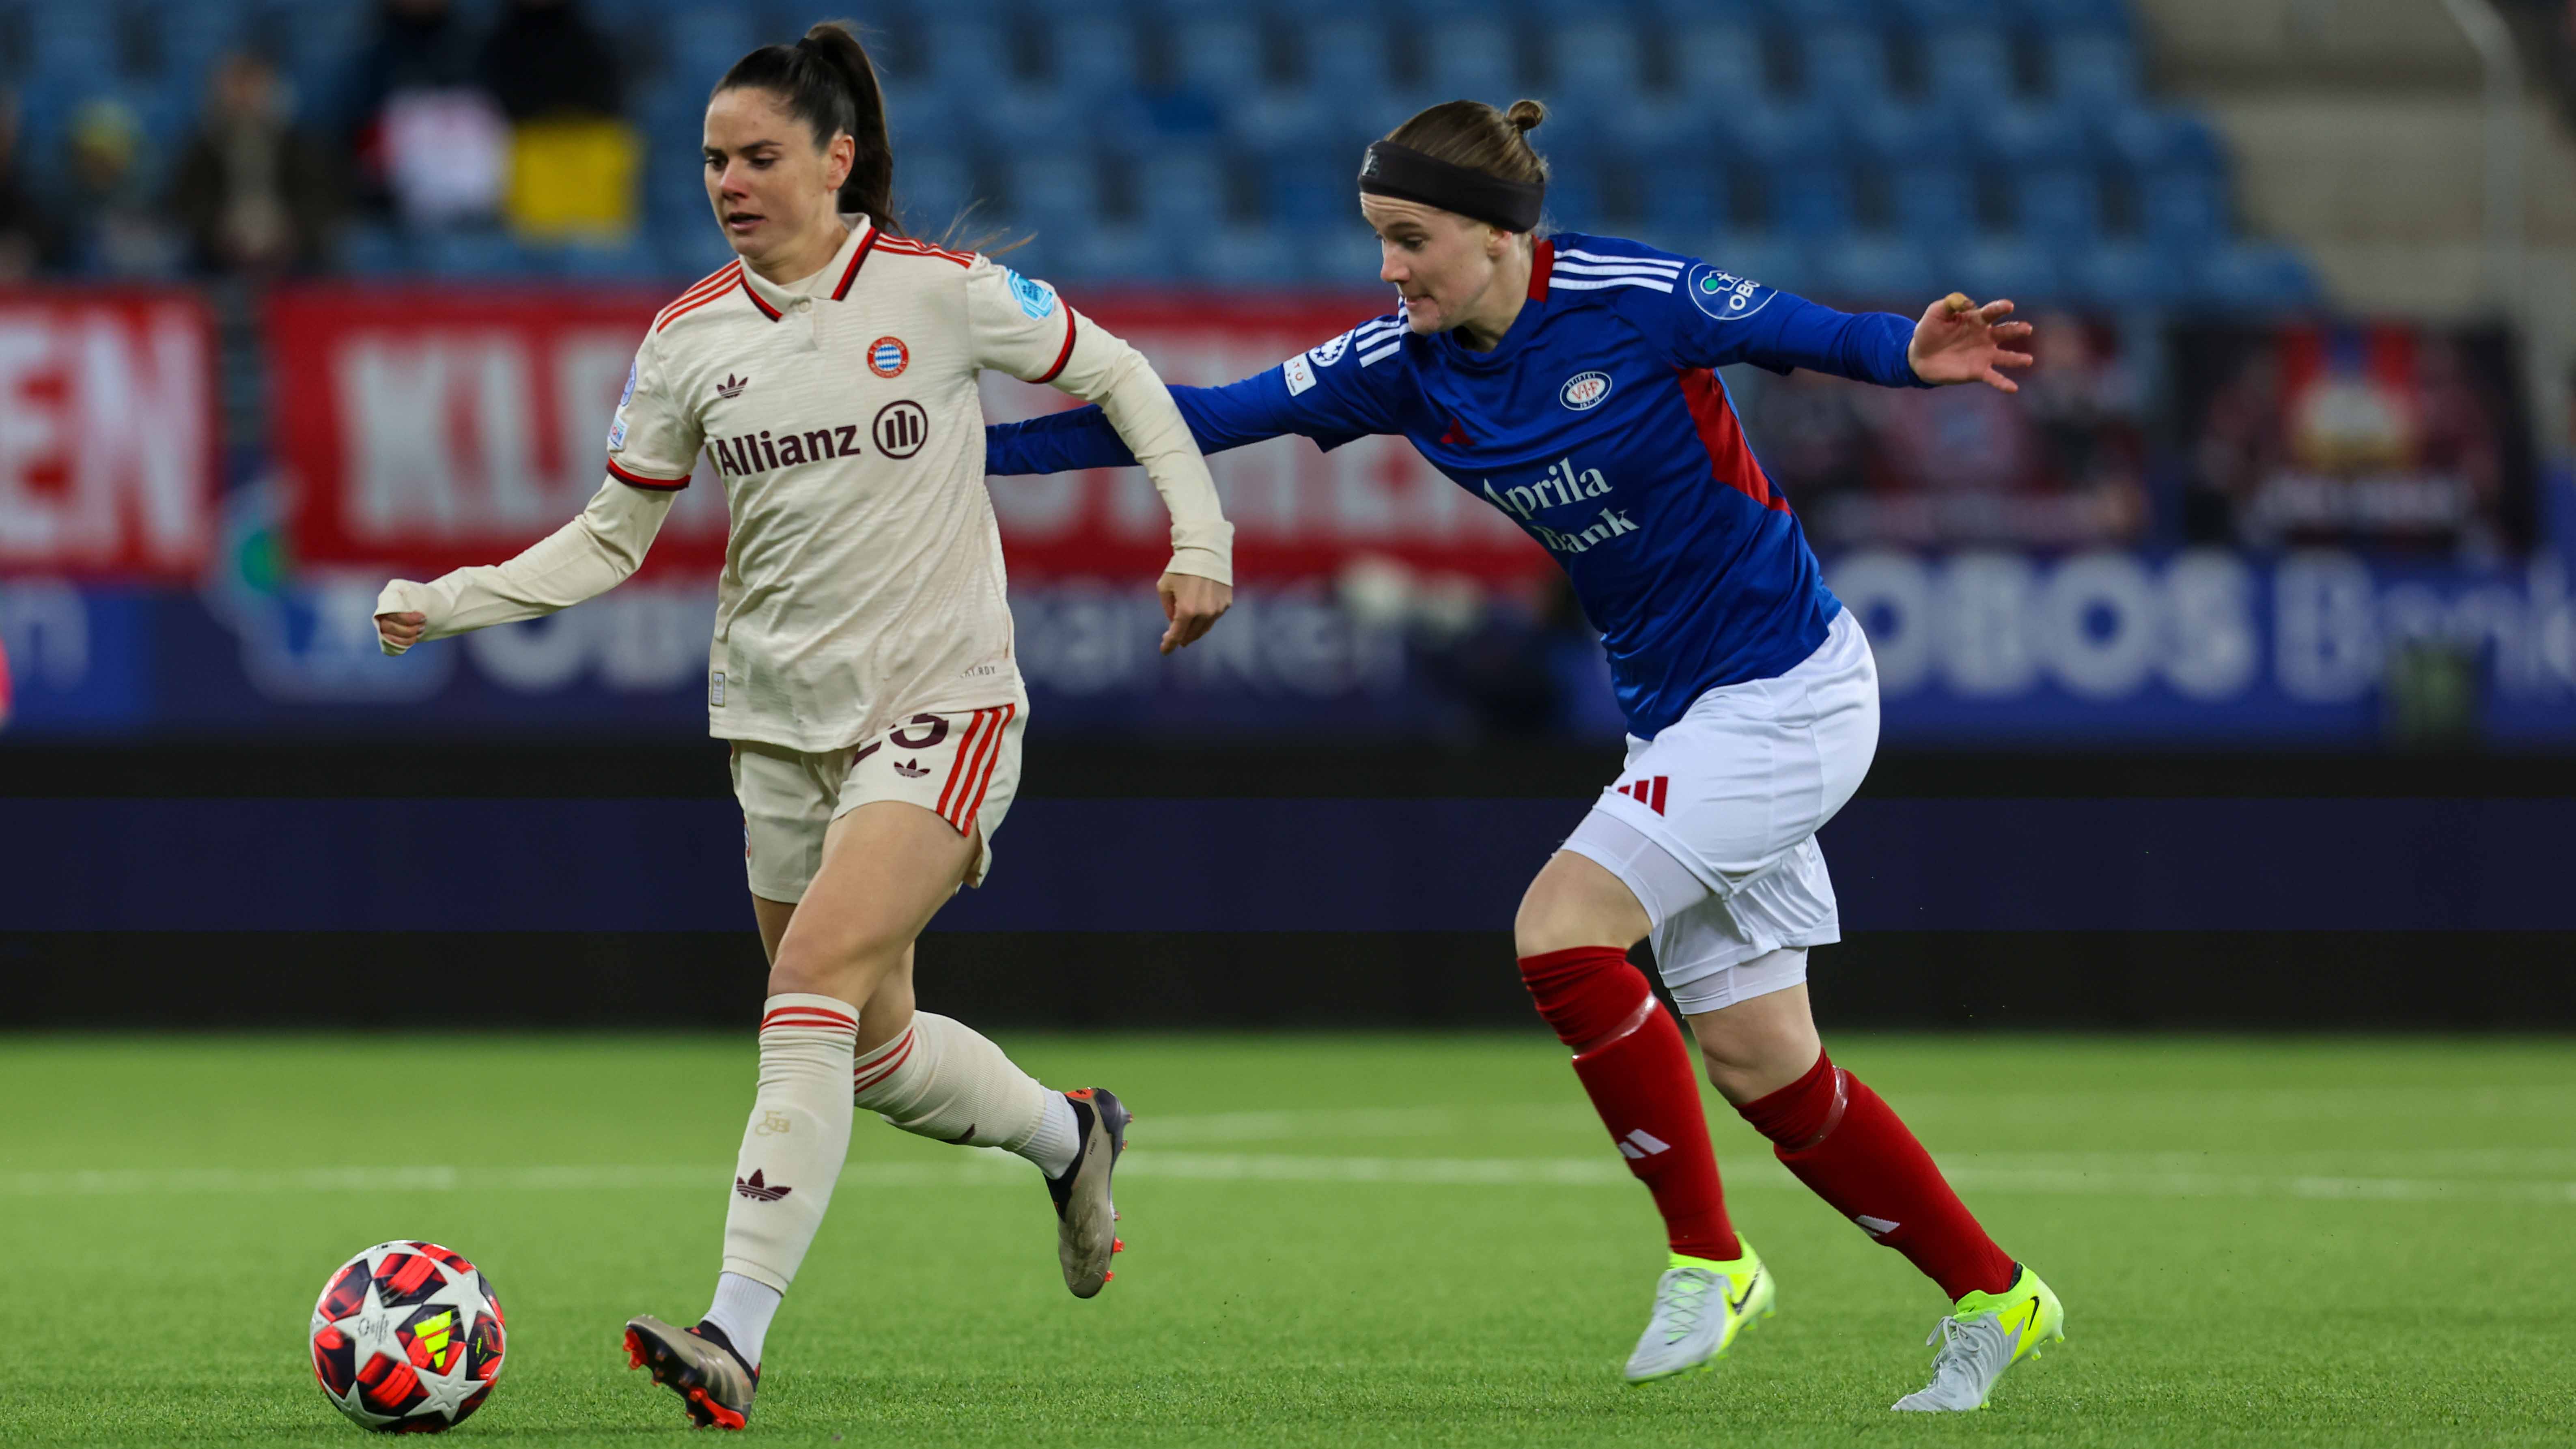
[767,918,909,1003]
[1688,997,1821,1104]
[1514,857,1646,958]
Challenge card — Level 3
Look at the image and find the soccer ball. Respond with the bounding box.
[309,1241,506,1433]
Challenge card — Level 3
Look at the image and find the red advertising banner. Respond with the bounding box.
[270,284,1552,584]
[268,285,732,577]
[0,291,217,579]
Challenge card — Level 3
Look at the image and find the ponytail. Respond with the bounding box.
[715,20,902,235]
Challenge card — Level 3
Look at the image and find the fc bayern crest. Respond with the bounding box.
[1560,370,1612,410]
[867,337,909,378]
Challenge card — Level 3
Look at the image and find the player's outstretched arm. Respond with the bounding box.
[1904,293,2035,393]
[1031,314,1238,654]
[373,478,676,656]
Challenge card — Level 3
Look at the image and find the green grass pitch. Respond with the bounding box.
[6,1032,2572,1447]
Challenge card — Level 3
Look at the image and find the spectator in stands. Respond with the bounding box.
[476,0,639,241]
[0,90,54,279]
[341,0,493,221]
[60,98,179,277]
[170,54,345,275]
[476,0,623,122]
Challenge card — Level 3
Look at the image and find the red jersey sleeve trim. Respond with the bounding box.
[1034,312,1078,385]
[831,226,881,300]
[607,457,691,491]
[654,264,742,332]
[1528,238,1554,301]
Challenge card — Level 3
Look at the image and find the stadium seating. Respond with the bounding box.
[0,0,2319,309]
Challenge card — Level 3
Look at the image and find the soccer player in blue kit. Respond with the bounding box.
[986,99,2063,1411]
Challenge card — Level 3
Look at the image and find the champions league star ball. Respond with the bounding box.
[309,1242,506,1432]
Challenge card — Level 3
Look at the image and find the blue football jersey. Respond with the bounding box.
[986,233,1931,738]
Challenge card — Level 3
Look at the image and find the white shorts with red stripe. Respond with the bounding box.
[730,703,1027,902]
[1561,608,1879,1011]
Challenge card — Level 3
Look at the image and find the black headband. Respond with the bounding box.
[1358,141,1544,233]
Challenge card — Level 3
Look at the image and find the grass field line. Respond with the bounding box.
[9,1153,2576,1205]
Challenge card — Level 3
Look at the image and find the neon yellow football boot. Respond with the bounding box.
[1891,1264,2065,1411]
[1623,1238,1775,1384]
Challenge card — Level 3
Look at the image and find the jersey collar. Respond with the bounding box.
[737,214,881,321]
[1433,237,1553,372]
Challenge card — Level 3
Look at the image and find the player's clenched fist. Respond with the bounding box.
[1157,572,1231,655]
[376,599,428,656]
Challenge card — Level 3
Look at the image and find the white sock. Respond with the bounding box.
[719,994,858,1301]
[851,1011,1057,1169]
[701,1272,782,1368]
[1023,1091,1082,1179]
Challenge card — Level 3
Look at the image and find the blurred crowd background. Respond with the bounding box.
[0,0,2573,751]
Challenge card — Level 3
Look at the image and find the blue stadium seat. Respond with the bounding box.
[2005,0,2134,37]
[924,21,1012,108]
[1303,21,1396,113]
[558,237,662,282]
[2066,239,2179,309]
[2048,32,2140,112]
[895,149,977,239]
[2198,240,2320,311]
[669,9,758,74]
[1639,156,1730,244]
[1138,146,1228,237]
[1842,95,1949,168]
[2011,164,2099,247]
[1286,220,1383,286]
[1889,163,1977,248]
[2141,165,2227,254]
[1425,19,1521,102]
[1923,26,2014,112]
[1049,19,1142,106]
[1881,0,2011,28]
[1950,233,2061,305]
[1800,27,1889,103]
[1764,162,1854,239]
[423,230,546,280]
[1200,224,1298,286]
[1823,235,1940,305]
[1672,22,1768,103]
[1004,148,1105,242]
[1262,150,1350,230]
[337,223,411,278]
[2098,103,2224,170]
[1725,98,1842,168]
[1549,22,1644,98]
[1759,0,1879,30]
[1173,18,1265,101]
[1977,96,2093,168]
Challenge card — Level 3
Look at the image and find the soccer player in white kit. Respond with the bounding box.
[372,24,1233,1430]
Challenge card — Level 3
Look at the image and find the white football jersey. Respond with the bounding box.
[606,216,1221,754]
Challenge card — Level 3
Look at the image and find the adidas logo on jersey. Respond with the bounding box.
[716,373,749,398]
[894,759,928,778]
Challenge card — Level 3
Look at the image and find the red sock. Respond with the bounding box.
[1519,947,1738,1262]
[1737,1051,2015,1299]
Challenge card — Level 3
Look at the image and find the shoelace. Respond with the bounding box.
[1921,1314,2005,1387]
[1654,1270,1717,1342]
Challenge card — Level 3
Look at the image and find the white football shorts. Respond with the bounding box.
[1560,607,1879,1015]
[730,703,1026,903]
